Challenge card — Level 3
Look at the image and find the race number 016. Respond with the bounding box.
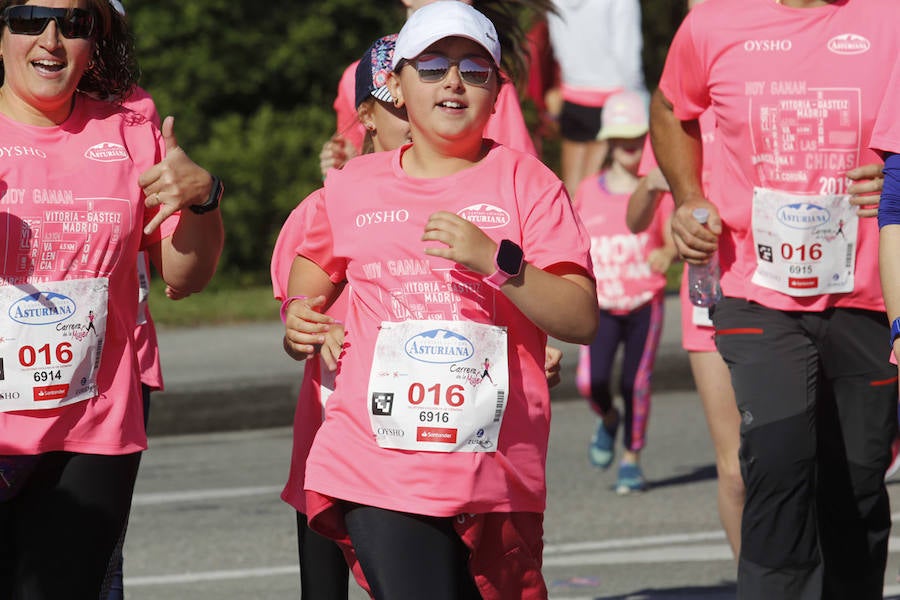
[408,383,465,407]
[781,243,822,262]
[19,342,74,367]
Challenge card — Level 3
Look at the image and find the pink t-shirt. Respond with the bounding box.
[659,0,900,312]
[0,94,176,454]
[871,59,900,155]
[297,143,591,516]
[124,87,164,392]
[574,174,670,313]
[271,196,350,514]
[334,60,538,157]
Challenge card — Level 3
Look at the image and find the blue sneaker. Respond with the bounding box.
[588,414,618,469]
[615,462,646,495]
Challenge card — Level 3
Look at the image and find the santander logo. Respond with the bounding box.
[827,34,870,56]
[85,142,129,162]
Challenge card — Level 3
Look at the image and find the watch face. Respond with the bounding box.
[497,239,524,275]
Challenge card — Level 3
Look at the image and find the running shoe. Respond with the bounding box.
[885,434,900,481]
[588,414,619,469]
[615,462,646,495]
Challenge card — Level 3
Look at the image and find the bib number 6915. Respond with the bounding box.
[408,383,465,407]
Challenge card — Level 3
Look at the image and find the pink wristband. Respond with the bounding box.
[280,295,308,324]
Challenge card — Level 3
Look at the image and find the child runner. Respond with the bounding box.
[319,0,551,177]
[574,90,676,494]
[281,3,597,598]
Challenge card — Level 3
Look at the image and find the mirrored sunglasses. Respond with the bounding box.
[408,53,494,86]
[2,5,94,39]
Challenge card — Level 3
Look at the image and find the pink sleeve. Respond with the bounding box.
[295,188,347,283]
[871,59,900,155]
[522,178,592,274]
[657,12,710,121]
[271,192,321,300]
[335,61,365,153]
[485,82,538,157]
[637,136,658,176]
[123,86,162,128]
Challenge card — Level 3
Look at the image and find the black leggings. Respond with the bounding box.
[296,511,349,600]
[0,451,141,599]
[344,504,482,600]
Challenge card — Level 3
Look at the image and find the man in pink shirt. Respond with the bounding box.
[651,0,899,597]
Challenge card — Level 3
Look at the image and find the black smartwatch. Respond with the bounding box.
[484,239,524,290]
[189,175,224,215]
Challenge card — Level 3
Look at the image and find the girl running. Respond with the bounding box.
[281,3,597,598]
[574,90,676,494]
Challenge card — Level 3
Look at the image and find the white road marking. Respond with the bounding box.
[124,487,900,594]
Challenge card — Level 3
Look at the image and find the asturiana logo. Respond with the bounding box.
[827,34,870,56]
[405,329,475,364]
[84,142,129,162]
[776,203,830,230]
[457,204,510,229]
[9,292,77,325]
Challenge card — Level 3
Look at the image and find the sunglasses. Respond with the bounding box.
[406,53,494,86]
[2,6,95,39]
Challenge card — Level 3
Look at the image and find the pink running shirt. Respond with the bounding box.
[0,95,176,454]
[574,174,670,313]
[658,0,900,312]
[123,87,164,392]
[871,59,900,155]
[271,195,350,514]
[298,143,591,516]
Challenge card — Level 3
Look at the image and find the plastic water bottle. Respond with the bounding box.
[687,208,722,307]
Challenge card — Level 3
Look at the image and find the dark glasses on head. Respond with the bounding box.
[2,5,94,39]
[407,53,494,86]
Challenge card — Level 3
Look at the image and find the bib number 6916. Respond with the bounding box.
[408,383,465,407]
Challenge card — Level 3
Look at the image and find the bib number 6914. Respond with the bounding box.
[408,383,465,407]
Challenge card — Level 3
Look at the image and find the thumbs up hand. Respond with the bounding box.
[140,115,214,234]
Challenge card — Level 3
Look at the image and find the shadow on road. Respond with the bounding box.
[590,581,736,599]
[647,464,718,490]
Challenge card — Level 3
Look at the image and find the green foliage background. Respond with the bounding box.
[126,0,685,287]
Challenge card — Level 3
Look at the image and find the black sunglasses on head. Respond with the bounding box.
[2,5,94,39]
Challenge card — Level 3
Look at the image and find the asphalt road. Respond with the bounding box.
[122,390,900,600]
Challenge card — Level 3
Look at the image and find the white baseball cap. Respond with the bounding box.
[598,90,649,140]
[391,1,501,69]
[109,0,125,15]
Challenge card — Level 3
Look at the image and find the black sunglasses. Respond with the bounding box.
[405,53,495,87]
[2,5,94,39]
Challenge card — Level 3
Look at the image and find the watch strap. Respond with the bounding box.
[189,175,223,215]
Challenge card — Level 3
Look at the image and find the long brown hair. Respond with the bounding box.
[473,0,556,88]
[0,0,139,100]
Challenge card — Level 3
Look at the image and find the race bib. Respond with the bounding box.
[751,187,857,296]
[0,278,108,411]
[692,305,714,328]
[367,320,508,452]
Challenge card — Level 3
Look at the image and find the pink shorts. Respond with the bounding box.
[680,268,717,353]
